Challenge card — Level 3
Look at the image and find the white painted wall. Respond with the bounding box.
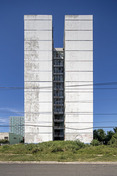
[64,15,93,143]
[0,133,9,140]
[24,15,53,143]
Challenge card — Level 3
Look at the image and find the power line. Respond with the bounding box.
[1,121,117,124]
[0,124,117,131]
[0,81,117,90]
[65,126,117,131]
[1,111,117,115]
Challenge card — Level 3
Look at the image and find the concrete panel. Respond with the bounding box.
[38,72,52,81]
[65,114,93,123]
[39,61,52,71]
[65,81,93,86]
[24,15,52,20]
[24,91,39,101]
[78,92,93,101]
[25,51,52,61]
[65,31,93,40]
[65,92,93,102]
[65,72,93,81]
[24,61,52,72]
[65,124,93,132]
[39,102,52,112]
[65,15,93,20]
[65,133,93,143]
[25,101,40,112]
[36,115,52,122]
[25,114,52,123]
[65,62,93,71]
[24,31,52,40]
[65,21,93,30]
[24,41,52,51]
[65,51,93,61]
[24,72,52,81]
[25,92,52,102]
[65,41,93,50]
[25,133,53,143]
[39,126,52,133]
[65,102,93,112]
[25,101,52,112]
[24,20,52,30]
[39,93,52,101]
[24,61,40,71]
[38,82,52,87]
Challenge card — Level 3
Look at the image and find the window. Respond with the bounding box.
[4,137,8,140]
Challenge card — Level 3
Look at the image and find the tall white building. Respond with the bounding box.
[24,15,93,143]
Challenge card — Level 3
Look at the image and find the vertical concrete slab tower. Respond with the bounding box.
[64,15,93,143]
[24,15,53,143]
[24,15,93,143]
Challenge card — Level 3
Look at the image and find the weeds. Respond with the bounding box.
[0,141,117,161]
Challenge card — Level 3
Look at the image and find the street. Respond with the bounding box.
[0,163,117,176]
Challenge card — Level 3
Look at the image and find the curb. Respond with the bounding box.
[0,161,117,164]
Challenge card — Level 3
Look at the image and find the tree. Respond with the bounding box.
[90,139,100,146]
[93,130,98,140]
[105,130,114,144]
[0,139,9,144]
[93,129,106,144]
[93,127,117,145]
[113,127,117,133]
[109,132,117,145]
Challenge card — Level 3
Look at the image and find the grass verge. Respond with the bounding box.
[0,141,117,162]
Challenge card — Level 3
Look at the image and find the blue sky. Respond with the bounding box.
[0,0,117,132]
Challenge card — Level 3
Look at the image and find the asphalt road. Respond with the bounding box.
[0,163,117,176]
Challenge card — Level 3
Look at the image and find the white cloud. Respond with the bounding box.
[0,107,23,116]
[0,107,24,126]
[0,117,8,123]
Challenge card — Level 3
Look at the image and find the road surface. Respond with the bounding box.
[0,162,117,176]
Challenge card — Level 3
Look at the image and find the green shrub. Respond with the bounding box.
[108,133,117,146]
[25,144,35,151]
[32,148,39,154]
[0,139,9,144]
[51,146,64,152]
[75,140,85,148]
[90,139,100,146]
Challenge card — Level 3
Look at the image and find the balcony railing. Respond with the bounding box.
[54,133,64,137]
[54,126,64,129]
[54,111,64,114]
[54,119,64,122]
[54,104,64,107]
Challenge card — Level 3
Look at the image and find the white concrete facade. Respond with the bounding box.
[24,15,53,143]
[0,133,9,140]
[64,15,93,143]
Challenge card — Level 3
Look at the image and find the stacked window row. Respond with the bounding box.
[53,50,64,140]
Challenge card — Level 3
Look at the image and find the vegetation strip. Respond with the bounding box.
[0,138,117,162]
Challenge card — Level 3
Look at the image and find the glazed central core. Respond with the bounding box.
[53,48,64,140]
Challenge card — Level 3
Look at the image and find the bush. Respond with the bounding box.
[108,133,117,145]
[25,144,35,151]
[75,140,85,149]
[51,146,64,152]
[32,148,39,154]
[0,139,9,144]
[93,129,106,144]
[90,139,100,146]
